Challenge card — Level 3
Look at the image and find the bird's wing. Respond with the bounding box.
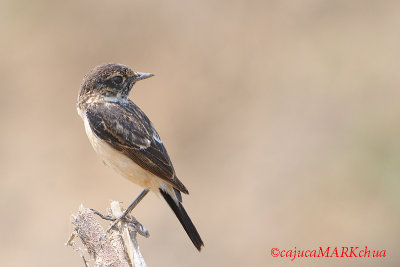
[85,101,188,193]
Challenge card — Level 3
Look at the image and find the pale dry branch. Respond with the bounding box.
[66,203,149,267]
[110,201,148,267]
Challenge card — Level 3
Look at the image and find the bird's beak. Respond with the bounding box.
[133,72,154,82]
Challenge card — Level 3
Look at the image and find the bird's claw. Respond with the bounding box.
[90,208,117,221]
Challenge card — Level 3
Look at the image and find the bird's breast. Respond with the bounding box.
[82,114,163,190]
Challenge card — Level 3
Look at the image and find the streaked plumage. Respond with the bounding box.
[77,63,203,251]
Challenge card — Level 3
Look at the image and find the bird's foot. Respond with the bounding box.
[91,207,149,237]
[91,189,150,234]
[106,208,130,232]
[90,208,115,221]
[91,207,132,230]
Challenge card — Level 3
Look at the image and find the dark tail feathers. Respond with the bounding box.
[159,189,204,251]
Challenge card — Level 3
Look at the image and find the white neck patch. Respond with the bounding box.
[103,96,128,104]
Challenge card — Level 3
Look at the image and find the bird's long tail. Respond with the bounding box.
[159,188,204,251]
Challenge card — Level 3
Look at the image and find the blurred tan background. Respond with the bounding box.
[1,0,399,266]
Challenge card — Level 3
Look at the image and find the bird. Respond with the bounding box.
[77,63,203,251]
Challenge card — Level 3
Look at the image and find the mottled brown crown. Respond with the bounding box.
[79,63,136,100]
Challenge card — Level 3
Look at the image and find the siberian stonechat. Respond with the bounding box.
[77,63,203,251]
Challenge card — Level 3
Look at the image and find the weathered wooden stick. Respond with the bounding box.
[110,201,148,267]
[66,203,149,267]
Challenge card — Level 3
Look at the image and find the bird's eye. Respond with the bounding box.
[112,76,123,84]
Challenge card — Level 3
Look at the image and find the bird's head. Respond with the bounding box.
[79,63,154,100]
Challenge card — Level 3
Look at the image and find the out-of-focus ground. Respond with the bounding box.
[0,1,399,266]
